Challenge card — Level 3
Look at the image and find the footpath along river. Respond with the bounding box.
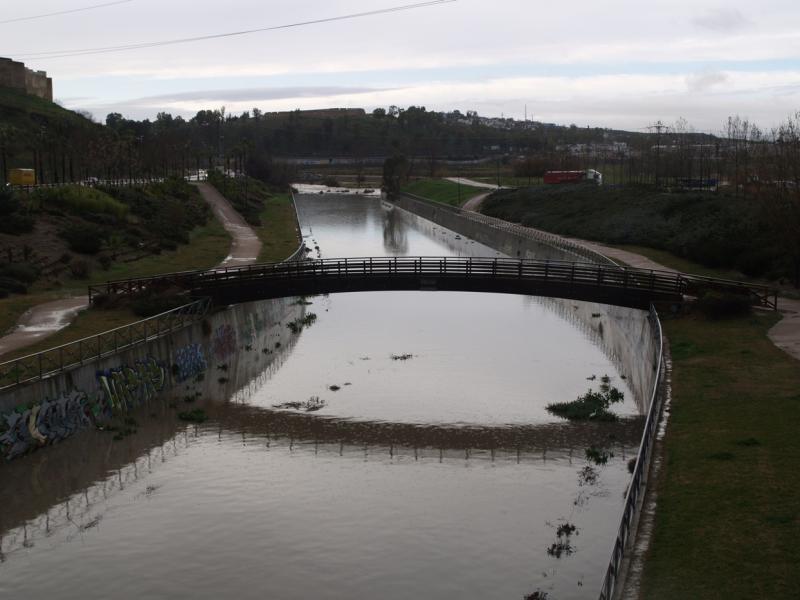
[0,194,649,599]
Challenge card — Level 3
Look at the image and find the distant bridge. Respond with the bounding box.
[88,256,778,311]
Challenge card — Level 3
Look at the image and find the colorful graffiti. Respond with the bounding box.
[174,343,208,382]
[95,357,167,415]
[0,390,93,460]
[212,325,237,361]
[1,357,169,460]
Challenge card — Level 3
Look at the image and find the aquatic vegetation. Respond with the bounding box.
[178,409,208,423]
[391,353,414,361]
[546,386,625,421]
[585,446,612,465]
[578,465,599,486]
[546,539,575,558]
[287,313,318,334]
[524,591,550,600]
[272,396,327,412]
[556,522,577,538]
[329,385,341,391]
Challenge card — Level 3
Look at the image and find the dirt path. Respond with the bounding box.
[195,182,262,267]
[461,191,492,212]
[0,184,259,360]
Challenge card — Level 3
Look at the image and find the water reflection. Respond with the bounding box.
[0,194,646,600]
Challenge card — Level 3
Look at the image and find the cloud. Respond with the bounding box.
[686,70,729,92]
[692,8,751,32]
[131,85,392,105]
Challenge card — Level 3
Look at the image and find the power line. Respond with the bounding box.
[0,1,133,25]
[7,1,457,59]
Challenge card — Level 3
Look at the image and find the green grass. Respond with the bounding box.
[29,186,128,218]
[402,178,486,207]
[641,312,800,598]
[60,217,231,287]
[256,193,302,263]
[0,215,231,360]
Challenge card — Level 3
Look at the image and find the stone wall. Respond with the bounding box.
[0,57,53,101]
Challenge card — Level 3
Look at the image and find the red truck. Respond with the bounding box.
[544,169,603,185]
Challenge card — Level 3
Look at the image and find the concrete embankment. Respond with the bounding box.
[0,297,304,460]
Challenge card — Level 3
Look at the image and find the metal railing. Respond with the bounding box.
[0,298,210,390]
[89,256,692,305]
[398,192,617,265]
[598,304,665,600]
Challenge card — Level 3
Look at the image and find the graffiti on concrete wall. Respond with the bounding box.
[1,357,170,460]
[95,357,167,417]
[174,343,208,382]
[0,390,93,460]
[212,325,237,361]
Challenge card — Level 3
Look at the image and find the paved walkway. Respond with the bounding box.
[196,182,262,267]
[0,296,89,357]
[0,184,260,359]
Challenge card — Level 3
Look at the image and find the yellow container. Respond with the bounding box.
[8,168,36,185]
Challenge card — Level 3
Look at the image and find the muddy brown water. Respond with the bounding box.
[0,195,647,599]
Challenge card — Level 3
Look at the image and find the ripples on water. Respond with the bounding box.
[0,195,645,599]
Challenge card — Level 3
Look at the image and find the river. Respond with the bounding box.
[0,194,646,599]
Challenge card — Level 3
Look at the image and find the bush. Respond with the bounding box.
[33,186,128,218]
[130,290,189,317]
[0,212,35,234]
[0,262,39,284]
[695,290,752,318]
[0,276,28,294]
[68,258,91,279]
[61,223,105,254]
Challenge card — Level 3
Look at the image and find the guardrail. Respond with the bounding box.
[598,304,665,600]
[398,192,617,265]
[0,298,210,390]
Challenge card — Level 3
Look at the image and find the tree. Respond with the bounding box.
[382,155,409,195]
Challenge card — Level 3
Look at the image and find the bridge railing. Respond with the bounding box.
[0,298,210,390]
[89,257,691,302]
[88,256,777,309]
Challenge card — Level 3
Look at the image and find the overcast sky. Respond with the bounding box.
[2,0,800,132]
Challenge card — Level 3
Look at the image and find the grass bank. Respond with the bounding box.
[256,192,302,263]
[481,184,794,284]
[402,178,485,207]
[641,311,800,598]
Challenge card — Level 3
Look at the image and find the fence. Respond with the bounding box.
[597,304,665,600]
[0,298,210,390]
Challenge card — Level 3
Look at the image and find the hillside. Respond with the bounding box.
[481,184,796,284]
[0,86,103,183]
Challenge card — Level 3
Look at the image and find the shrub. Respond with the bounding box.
[0,276,28,294]
[68,258,91,279]
[61,223,105,254]
[0,262,39,284]
[695,290,752,318]
[33,186,128,218]
[130,290,189,317]
[0,213,35,234]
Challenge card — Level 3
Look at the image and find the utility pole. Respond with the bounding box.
[646,121,668,187]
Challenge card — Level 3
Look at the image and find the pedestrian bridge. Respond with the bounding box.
[88,256,778,311]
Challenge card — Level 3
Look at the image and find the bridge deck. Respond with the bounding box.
[88,257,778,311]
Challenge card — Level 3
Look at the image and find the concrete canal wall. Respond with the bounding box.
[0,298,304,459]
[391,193,661,414]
